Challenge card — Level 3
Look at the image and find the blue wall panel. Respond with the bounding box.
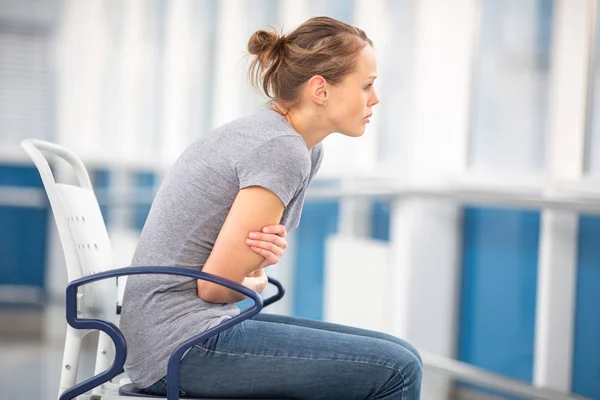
[572,216,600,398]
[91,169,111,226]
[293,201,339,320]
[0,165,48,291]
[132,171,156,231]
[371,200,391,242]
[458,207,540,382]
[0,165,45,187]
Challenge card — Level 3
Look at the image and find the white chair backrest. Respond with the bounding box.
[21,139,117,320]
[56,184,114,276]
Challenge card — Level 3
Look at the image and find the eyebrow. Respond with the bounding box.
[367,75,377,79]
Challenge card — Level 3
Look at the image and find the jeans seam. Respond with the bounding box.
[400,374,406,400]
[193,344,405,375]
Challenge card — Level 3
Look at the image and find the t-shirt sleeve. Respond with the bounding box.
[235,136,310,207]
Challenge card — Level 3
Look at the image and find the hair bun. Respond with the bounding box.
[248,29,281,56]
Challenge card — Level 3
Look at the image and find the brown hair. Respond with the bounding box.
[247,16,373,106]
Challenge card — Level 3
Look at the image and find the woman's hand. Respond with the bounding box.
[246,224,288,268]
[242,224,286,294]
[242,267,268,293]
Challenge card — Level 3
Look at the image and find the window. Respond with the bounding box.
[377,0,413,167]
[468,0,555,173]
[0,10,56,151]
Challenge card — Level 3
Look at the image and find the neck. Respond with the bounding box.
[271,102,331,149]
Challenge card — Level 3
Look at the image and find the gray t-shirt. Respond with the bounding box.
[120,107,324,388]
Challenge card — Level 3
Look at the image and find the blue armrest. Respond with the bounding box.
[265,276,285,307]
[59,266,273,400]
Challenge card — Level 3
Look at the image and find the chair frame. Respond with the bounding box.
[63,266,284,400]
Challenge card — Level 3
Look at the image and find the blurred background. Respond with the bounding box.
[1,0,600,399]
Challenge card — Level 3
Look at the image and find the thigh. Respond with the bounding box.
[176,318,421,400]
[254,313,422,365]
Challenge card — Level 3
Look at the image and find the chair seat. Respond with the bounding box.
[118,383,293,399]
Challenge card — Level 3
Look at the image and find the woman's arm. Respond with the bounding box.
[197,185,285,303]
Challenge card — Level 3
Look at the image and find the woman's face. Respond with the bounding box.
[326,45,380,137]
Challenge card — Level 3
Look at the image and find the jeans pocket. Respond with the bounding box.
[194,332,218,352]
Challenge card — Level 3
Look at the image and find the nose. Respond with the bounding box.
[370,87,380,107]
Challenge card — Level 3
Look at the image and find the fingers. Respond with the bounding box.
[246,238,284,257]
[247,232,288,250]
[261,224,287,237]
[248,245,280,265]
[246,224,288,268]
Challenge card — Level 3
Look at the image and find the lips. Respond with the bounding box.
[365,113,373,119]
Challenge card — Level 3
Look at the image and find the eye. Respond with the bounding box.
[365,83,373,90]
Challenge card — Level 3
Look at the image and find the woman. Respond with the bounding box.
[120,16,422,399]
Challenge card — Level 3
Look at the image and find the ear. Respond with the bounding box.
[307,75,328,106]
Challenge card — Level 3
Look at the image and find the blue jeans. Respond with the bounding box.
[144,313,423,399]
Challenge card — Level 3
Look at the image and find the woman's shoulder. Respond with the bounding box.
[226,107,304,141]
[208,108,309,157]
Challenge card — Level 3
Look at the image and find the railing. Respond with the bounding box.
[422,352,589,400]
[3,180,600,213]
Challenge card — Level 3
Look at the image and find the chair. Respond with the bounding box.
[21,139,286,400]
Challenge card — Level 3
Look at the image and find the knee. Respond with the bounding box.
[404,352,423,385]
[376,347,423,398]
[411,346,423,367]
[401,342,422,367]
[378,333,423,367]
[392,345,423,387]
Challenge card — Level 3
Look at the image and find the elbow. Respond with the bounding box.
[197,280,221,303]
[197,280,242,304]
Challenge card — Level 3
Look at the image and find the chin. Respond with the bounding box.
[354,126,367,137]
[340,127,366,137]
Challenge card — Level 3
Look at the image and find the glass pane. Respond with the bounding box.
[243,0,282,115]
[585,5,600,175]
[468,0,555,173]
[100,0,168,161]
[0,27,55,148]
[377,0,413,167]
[311,0,355,24]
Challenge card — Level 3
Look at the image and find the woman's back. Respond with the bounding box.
[120,106,323,389]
